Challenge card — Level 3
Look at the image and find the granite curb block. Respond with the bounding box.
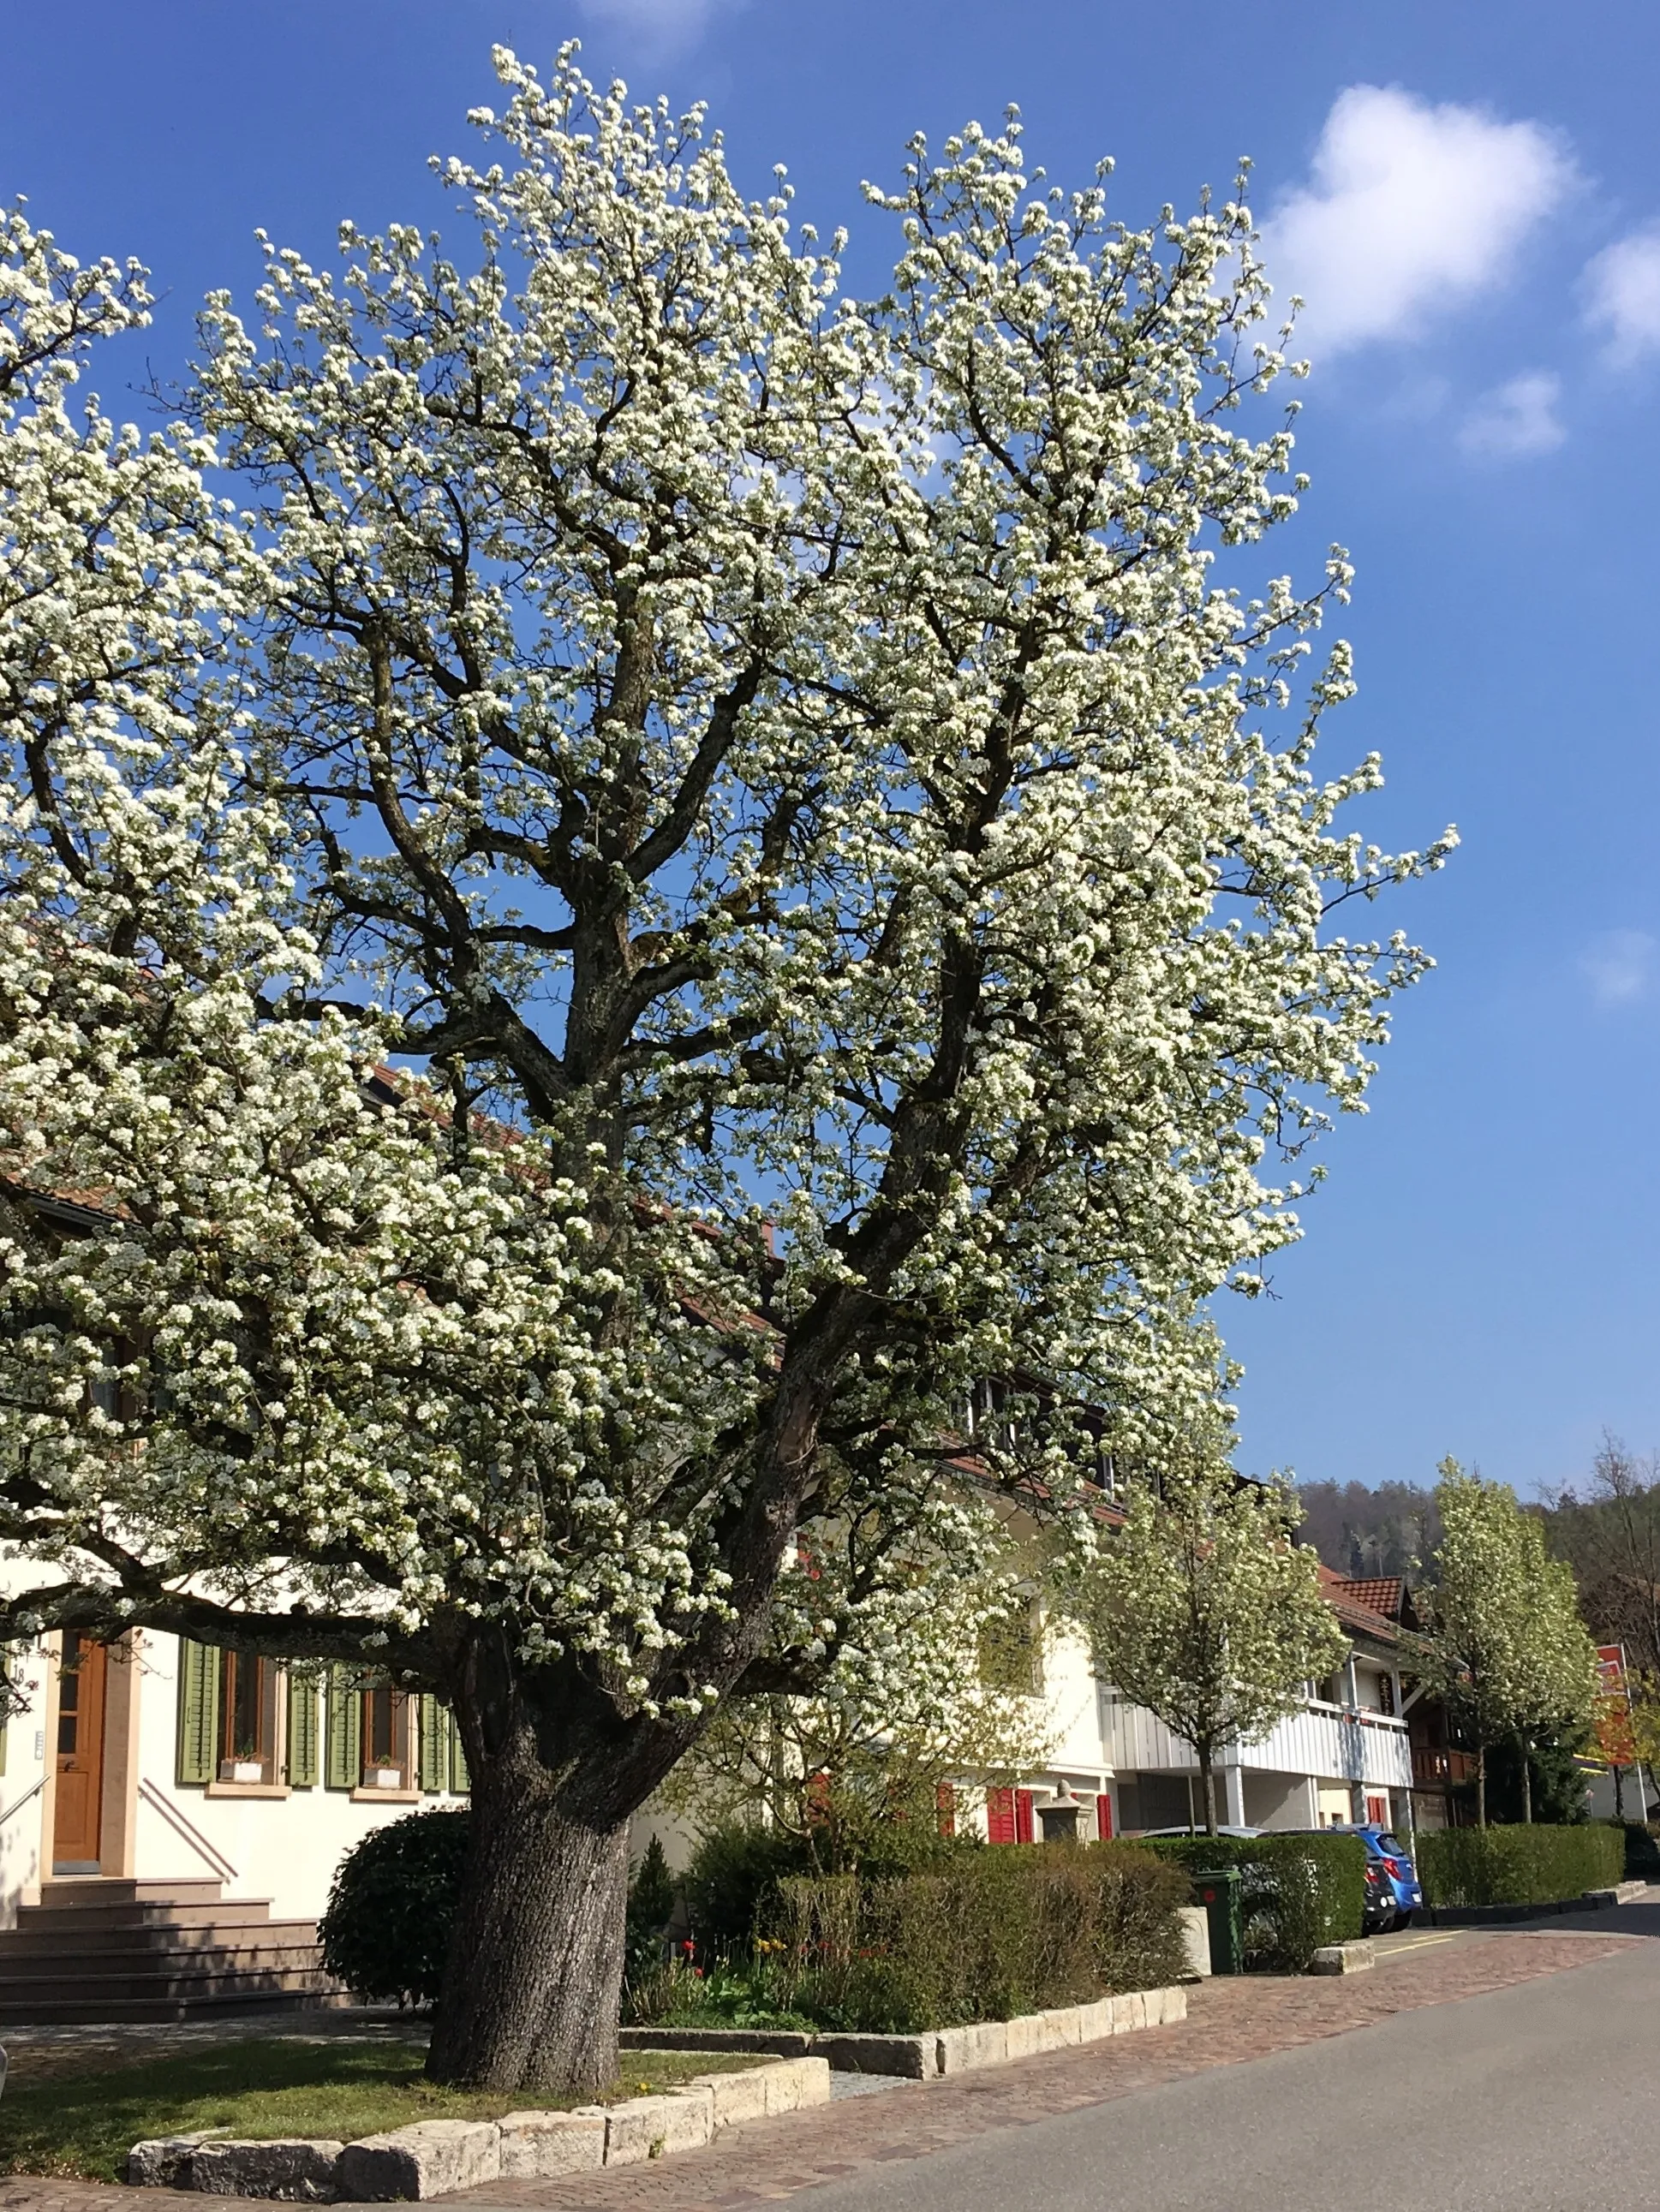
[124,2056,833,2202]
[625,1983,1187,2083]
[1308,1940,1376,1976]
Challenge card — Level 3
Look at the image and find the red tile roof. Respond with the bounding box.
[1331,1576,1406,1621]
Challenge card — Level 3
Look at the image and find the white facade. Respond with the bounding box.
[3,1628,468,1929]
[4,1595,1412,1929]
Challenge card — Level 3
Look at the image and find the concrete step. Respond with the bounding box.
[0,1916,313,1961]
[0,1940,325,1990]
[0,1959,332,2005]
[39,1877,224,1907]
[0,1986,349,2025]
[15,1898,277,1938]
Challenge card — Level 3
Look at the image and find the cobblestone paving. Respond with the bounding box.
[0,1931,1634,2212]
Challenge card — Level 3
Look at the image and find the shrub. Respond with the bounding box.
[1415,1822,1624,1909]
[319,1808,471,2007]
[1137,1833,1366,1970]
[624,1835,678,1988]
[680,1821,818,1956]
[756,1843,1188,2031]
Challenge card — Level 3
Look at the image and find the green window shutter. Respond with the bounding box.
[286,1671,319,1789]
[418,1696,445,1793]
[176,1639,221,1786]
[448,1711,470,1797]
[325,1666,361,1791]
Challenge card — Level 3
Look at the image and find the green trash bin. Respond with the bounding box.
[1191,1866,1243,1975]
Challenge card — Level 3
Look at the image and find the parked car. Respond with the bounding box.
[1136,1826,1263,1839]
[1361,1856,1396,1933]
[1287,1823,1424,1923]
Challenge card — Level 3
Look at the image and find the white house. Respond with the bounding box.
[0,1552,1413,2017]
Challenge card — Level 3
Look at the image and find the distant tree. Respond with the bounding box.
[1546,1435,1660,1678]
[1294,1478,1441,1581]
[1425,1463,1598,1825]
[1080,1434,1347,1833]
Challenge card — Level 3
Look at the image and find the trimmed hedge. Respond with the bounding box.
[1138,1833,1366,1971]
[1415,1822,1624,1909]
[759,1843,1189,2032]
[319,1807,470,2007]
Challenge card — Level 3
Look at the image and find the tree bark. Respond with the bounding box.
[1520,1736,1532,1825]
[1197,1741,1219,1834]
[1476,1740,1487,1830]
[427,1732,630,2093]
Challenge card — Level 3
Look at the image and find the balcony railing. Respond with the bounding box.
[1101,1693,1412,1792]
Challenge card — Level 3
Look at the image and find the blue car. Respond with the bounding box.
[1329,1824,1424,1923]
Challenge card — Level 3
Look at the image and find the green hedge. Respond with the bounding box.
[1138,1833,1366,1971]
[755,1843,1189,2032]
[1415,1822,1624,1909]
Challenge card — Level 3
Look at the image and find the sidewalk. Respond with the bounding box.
[0,1927,1635,2212]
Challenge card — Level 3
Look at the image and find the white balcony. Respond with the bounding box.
[1101,1693,1412,1793]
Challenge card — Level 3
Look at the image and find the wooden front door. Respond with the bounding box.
[52,1634,107,1869]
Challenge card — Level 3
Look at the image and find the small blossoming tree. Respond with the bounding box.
[656,1547,1054,1865]
[0,46,1450,2091]
[1078,1426,1349,1833]
[1427,1463,1598,1827]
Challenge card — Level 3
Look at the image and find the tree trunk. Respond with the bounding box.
[1197,1742,1219,1835]
[1614,1763,1626,1821]
[1476,1740,1487,1830]
[1520,1737,1532,1825]
[427,1742,630,2094]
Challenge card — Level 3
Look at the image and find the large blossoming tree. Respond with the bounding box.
[0,49,1452,2091]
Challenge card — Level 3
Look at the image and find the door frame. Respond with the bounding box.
[40,1630,140,1879]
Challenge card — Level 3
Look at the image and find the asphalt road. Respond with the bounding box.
[791,1926,1660,2212]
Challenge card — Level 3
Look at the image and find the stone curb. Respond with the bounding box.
[125,2055,832,2202]
[1426,1882,1649,1928]
[1308,1940,1376,1976]
[628,1983,1188,2082]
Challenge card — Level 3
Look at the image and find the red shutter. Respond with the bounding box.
[1095,1792,1114,1840]
[1366,1795,1388,1827]
[935,1782,957,1837]
[1015,1788,1036,1844]
[986,1786,1017,1845]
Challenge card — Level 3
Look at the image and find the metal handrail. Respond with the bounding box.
[0,1777,42,1830]
[137,1777,238,1882]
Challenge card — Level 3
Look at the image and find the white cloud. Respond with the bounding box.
[1459,370,1565,458]
[1265,86,1577,359]
[576,0,736,56]
[1583,224,1660,367]
[1581,930,1657,1008]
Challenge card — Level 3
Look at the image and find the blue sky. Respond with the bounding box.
[5,0,1658,1497]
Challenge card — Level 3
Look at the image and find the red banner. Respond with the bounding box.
[1592,1643,1638,1768]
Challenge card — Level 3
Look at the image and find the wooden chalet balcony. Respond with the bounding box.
[1411,1744,1478,1787]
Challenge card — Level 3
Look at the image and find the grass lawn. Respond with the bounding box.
[0,2035,762,2183]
